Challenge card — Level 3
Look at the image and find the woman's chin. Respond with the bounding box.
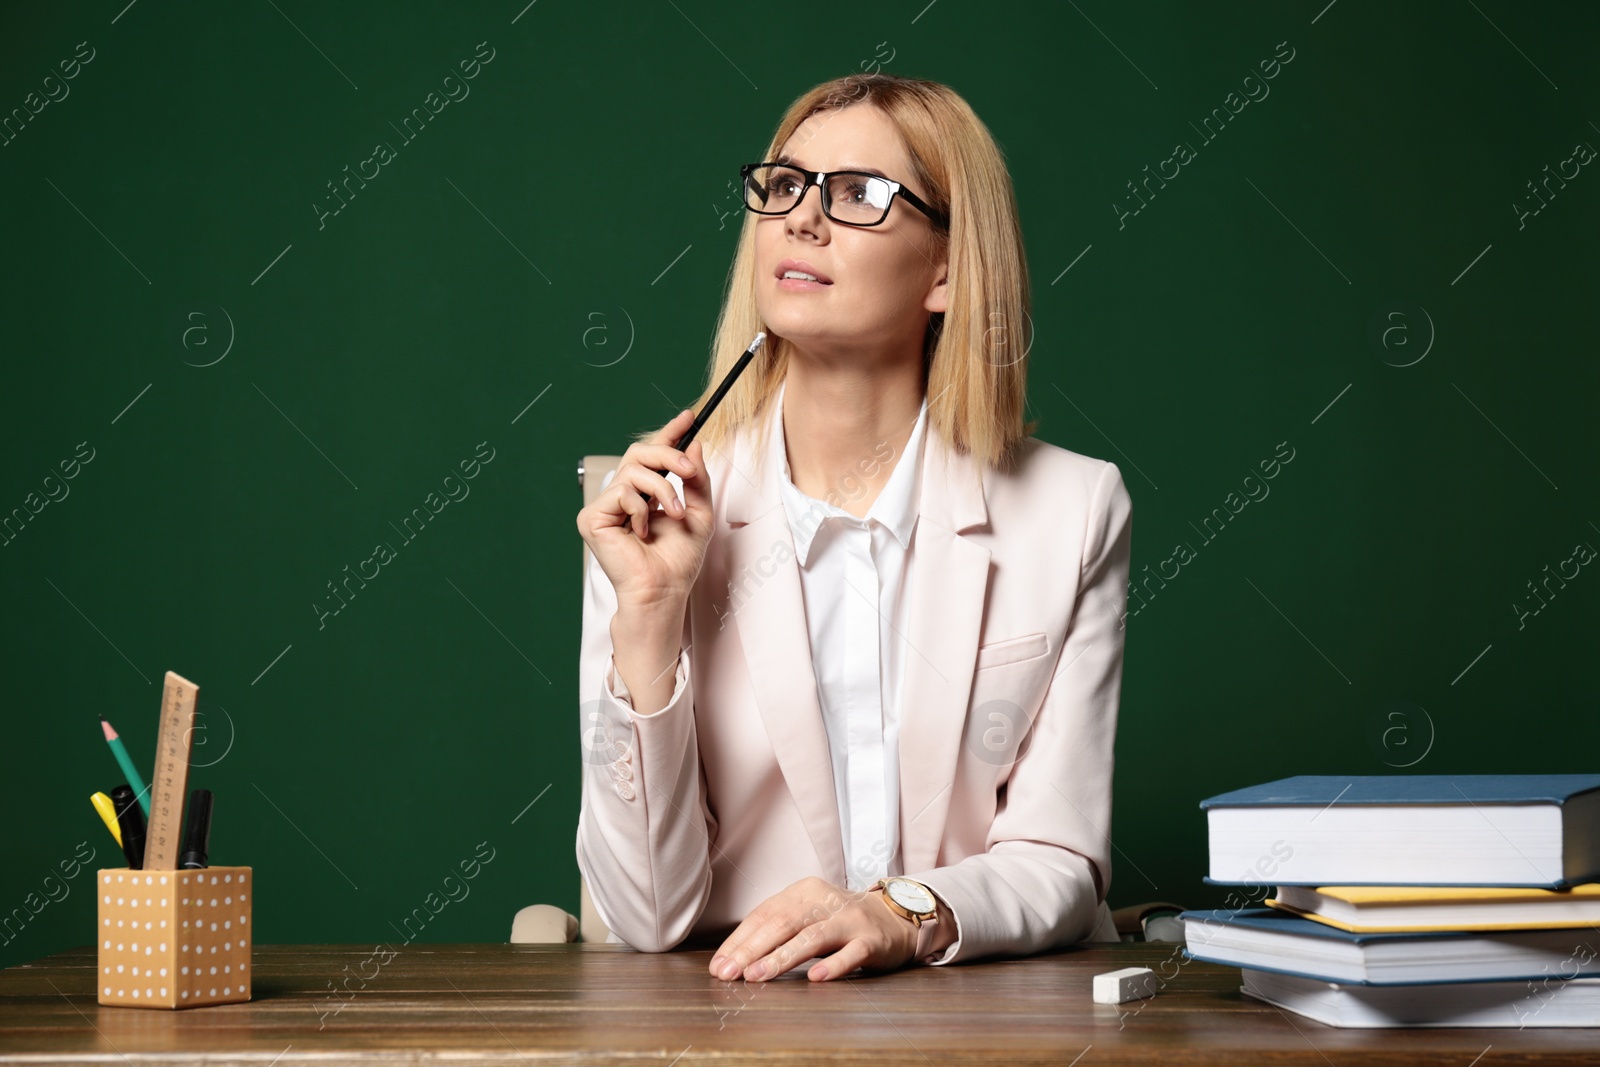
[759,309,844,347]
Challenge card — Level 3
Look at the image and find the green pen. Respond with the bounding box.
[100,717,150,816]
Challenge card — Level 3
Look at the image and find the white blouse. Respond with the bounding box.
[770,379,930,891]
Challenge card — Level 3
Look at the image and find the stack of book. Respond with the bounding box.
[1180,774,1600,1028]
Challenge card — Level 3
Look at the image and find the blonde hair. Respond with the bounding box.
[635,73,1037,475]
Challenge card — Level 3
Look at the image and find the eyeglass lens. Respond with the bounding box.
[743,165,895,224]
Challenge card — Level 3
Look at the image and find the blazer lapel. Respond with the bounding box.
[896,419,991,875]
[719,411,846,883]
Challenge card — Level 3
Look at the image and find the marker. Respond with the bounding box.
[110,783,146,870]
[101,717,150,816]
[91,791,123,847]
[180,789,213,869]
[640,329,766,508]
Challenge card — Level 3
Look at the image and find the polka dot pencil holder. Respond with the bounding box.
[96,866,252,1009]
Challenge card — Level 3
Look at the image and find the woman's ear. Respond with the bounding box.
[923,256,949,314]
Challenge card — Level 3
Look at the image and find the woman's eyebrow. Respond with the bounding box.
[775,153,890,179]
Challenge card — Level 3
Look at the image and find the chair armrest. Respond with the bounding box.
[511,904,580,944]
[1110,901,1190,942]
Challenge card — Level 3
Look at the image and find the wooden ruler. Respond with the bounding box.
[144,671,200,871]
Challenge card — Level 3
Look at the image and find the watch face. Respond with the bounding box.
[886,878,936,914]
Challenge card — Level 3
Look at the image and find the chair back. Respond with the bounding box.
[577,455,623,944]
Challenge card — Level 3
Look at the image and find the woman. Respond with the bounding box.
[574,73,1132,983]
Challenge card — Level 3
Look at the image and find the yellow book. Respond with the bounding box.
[1267,883,1600,932]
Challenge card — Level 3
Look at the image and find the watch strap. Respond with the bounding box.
[913,914,941,962]
[874,878,943,962]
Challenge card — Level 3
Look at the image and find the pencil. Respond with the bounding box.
[100,717,151,816]
[641,330,765,506]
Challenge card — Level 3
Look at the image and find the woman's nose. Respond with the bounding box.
[785,180,828,234]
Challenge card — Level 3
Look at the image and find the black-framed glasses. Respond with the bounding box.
[740,162,949,229]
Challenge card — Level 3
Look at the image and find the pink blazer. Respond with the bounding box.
[577,408,1133,963]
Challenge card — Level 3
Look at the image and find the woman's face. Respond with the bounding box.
[753,104,947,365]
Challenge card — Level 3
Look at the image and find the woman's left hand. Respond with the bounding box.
[709,876,917,982]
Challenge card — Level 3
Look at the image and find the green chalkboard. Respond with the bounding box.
[3,0,1596,972]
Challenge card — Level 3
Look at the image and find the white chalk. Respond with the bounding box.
[1093,966,1157,1005]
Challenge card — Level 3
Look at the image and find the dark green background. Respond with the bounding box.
[3,0,1596,971]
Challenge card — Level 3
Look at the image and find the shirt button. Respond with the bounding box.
[615,780,636,801]
[608,761,633,783]
[614,739,632,763]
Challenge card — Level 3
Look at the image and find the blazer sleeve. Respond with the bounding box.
[575,469,716,952]
[908,459,1133,966]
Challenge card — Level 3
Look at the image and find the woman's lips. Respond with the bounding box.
[776,276,831,292]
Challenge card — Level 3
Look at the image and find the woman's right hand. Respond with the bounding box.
[576,408,714,614]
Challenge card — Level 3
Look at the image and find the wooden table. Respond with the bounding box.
[2,941,1597,1064]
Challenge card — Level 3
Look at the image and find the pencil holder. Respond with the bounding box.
[96,866,253,1009]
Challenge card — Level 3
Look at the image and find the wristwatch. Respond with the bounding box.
[869,876,939,928]
[870,877,943,961]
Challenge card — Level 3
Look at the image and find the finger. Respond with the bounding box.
[807,938,872,982]
[647,408,698,447]
[643,404,700,460]
[714,901,825,980]
[613,481,649,539]
[711,913,767,976]
[622,452,695,513]
[679,440,709,510]
[748,919,838,982]
[583,480,631,536]
[617,466,684,517]
[712,912,780,978]
[648,444,699,478]
[621,444,695,484]
[588,470,638,527]
[712,879,842,979]
[740,900,842,980]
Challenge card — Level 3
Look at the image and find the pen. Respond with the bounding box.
[100,717,150,816]
[91,791,123,847]
[110,783,146,870]
[641,329,766,507]
[180,789,213,869]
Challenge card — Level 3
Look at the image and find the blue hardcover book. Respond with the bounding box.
[1199,774,1600,888]
[1179,907,1600,985]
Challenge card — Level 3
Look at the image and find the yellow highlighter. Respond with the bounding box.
[91,791,123,847]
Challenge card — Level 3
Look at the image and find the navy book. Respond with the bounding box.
[1178,907,1600,985]
[1200,774,1600,888]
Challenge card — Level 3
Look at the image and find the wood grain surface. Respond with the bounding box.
[2,941,1596,1065]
